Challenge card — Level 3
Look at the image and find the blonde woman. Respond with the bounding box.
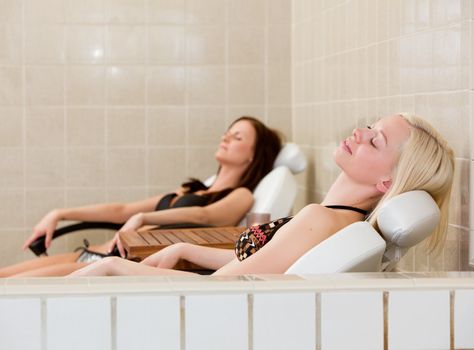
[72,114,454,277]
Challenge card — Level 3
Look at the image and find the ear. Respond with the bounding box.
[375,178,392,193]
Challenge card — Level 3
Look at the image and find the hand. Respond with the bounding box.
[108,213,145,258]
[141,243,188,269]
[23,210,60,250]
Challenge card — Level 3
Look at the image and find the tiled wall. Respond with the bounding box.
[0,0,292,265]
[1,274,474,350]
[292,0,472,271]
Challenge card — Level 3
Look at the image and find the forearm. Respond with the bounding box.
[56,203,128,224]
[182,245,235,270]
[141,206,209,226]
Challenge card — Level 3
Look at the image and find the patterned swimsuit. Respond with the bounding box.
[234,205,368,261]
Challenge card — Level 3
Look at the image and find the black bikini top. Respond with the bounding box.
[155,192,210,211]
[235,204,368,261]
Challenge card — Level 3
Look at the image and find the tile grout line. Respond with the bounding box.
[450,290,455,350]
[383,291,389,350]
[111,296,117,350]
[41,298,47,350]
[248,293,253,350]
[316,292,321,350]
[180,295,186,350]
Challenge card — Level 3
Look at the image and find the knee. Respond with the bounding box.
[102,256,122,267]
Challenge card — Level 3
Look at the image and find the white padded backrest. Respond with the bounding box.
[274,143,307,174]
[240,166,298,225]
[286,222,386,274]
[377,190,440,248]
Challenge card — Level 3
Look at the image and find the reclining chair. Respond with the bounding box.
[29,143,307,257]
[286,190,440,273]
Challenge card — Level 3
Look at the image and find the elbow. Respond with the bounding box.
[196,207,212,226]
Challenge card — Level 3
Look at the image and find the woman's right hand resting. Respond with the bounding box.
[141,243,188,269]
[22,209,61,250]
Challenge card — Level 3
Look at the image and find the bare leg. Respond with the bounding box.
[12,262,90,277]
[70,257,197,277]
[0,252,81,277]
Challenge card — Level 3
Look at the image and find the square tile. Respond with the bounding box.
[389,290,450,350]
[253,293,315,350]
[186,294,248,350]
[47,297,111,350]
[454,289,474,348]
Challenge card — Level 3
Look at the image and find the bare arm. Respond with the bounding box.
[124,187,253,230]
[23,193,169,250]
[213,204,346,275]
[141,243,235,270]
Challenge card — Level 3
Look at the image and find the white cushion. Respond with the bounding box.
[377,190,440,248]
[240,166,298,225]
[285,222,386,274]
[273,143,307,174]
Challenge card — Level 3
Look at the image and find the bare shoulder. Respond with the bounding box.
[292,203,352,230]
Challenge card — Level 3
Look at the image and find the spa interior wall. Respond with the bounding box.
[0,0,292,266]
[292,0,472,271]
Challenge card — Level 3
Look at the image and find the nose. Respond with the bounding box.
[352,128,372,144]
[221,131,230,142]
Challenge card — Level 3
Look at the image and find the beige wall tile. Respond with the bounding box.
[148,26,185,63]
[25,108,65,147]
[66,25,105,64]
[188,107,226,146]
[25,148,65,187]
[268,0,291,24]
[147,66,185,105]
[0,230,34,266]
[0,107,23,147]
[25,188,65,227]
[66,108,105,146]
[186,0,225,25]
[25,24,65,63]
[107,148,146,186]
[65,0,105,24]
[147,107,186,146]
[107,66,145,105]
[187,147,218,181]
[107,108,145,146]
[0,190,24,228]
[66,148,106,187]
[0,24,22,64]
[25,66,64,106]
[106,25,146,63]
[228,26,264,65]
[24,0,64,23]
[228,0,265,25]
[267,24,291,64]
[227,106,264,126]
[186,25,226,64]
[188,66,225,105]
[267,106,292,142]
[0,148,23,188]
[0,66,22,105]
[148,148,186,187]
[267,64,291,105]
[449,159,469,228]
[147,0,186,24]
[66,66,105,106]
[66,188,107,207]
[106,188,149,202]
[0,0,22,22]
[228,66,264,105]
[105,0,146,24]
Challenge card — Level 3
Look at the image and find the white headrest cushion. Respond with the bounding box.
[273,143,307,174]
[377,190,440,248]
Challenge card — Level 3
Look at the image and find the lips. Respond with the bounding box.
[341,139,352,155]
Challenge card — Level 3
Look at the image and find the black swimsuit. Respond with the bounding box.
[234,205,368,261]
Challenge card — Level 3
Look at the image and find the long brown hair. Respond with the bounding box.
[182,116,282,200]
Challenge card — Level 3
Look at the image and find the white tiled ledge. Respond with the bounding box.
[1,272,474,296]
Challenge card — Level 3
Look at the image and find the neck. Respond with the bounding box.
[321,172,383,211]
[208,164,246,192]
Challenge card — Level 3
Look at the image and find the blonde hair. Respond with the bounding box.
[367,113,455,254]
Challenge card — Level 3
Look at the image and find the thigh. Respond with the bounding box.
[12,262,90,277]
[0,251,81,277]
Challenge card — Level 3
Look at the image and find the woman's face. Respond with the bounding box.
[215,119,257,167]
[334,115,411,191]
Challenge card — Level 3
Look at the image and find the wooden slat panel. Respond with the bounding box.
[150,231,174,245]
[160,232,183,244]
[180,230,208,245]
[190,228,220,244]
[173,230,199,244]
[138,231,161,245]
